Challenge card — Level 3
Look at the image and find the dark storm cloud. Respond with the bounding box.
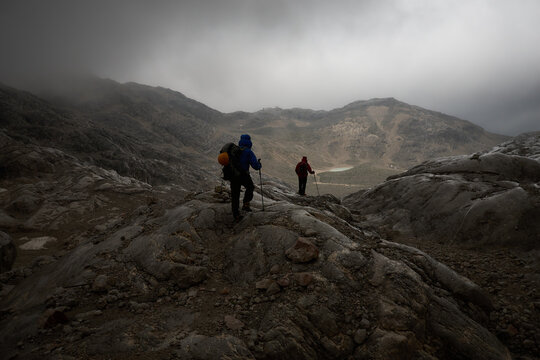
[450,83,540,136]
[1,0,539,135]
[0,0,175,84]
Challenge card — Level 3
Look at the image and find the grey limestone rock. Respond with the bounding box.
[367,250,511,360]
[285,237,319,263]
[380,240,493,310]
[226,225,297,284]
[343,135,540,249]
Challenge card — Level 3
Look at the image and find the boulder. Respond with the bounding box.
[286,237,319,263]
[224,315,245,330]
[293,272,315,287]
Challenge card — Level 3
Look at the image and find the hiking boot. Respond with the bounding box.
[234,214,244,222]
[242,203,252,212]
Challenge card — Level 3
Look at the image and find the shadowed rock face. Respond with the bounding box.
[343,132,540,250]
[0,137,512,359]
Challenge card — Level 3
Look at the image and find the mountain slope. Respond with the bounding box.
[41,77,223,150]
[0,83,212,188]
[223,98,508,193]
[3,78,509,195]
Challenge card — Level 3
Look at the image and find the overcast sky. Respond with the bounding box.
[1,0,539,135]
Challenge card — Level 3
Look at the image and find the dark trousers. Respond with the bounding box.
[298,176,307,195]
[230,174,255,216]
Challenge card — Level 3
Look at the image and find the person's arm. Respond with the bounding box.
[249,151,261,170]
[307,163,315,174]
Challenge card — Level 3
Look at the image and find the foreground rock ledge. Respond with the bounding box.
[0,186,512,359]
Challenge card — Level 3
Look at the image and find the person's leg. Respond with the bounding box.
[298,177,302,194]
[230,179,241,218]
[242,174,255,209]
[300,177,307,195]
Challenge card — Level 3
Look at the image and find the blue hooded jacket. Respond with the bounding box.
[238,134,261,172]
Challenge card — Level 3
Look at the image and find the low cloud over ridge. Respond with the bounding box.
[1,0,539,135]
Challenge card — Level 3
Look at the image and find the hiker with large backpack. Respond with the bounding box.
[295,156,315,195]
[218,134,261,221]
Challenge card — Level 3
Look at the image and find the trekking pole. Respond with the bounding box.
[313,173,320,196]
[258,168,265,211]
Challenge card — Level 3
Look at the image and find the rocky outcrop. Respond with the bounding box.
[285,237,320,263]
[0,132,153,235]
[490,131,540,161]
[0,180,513,359]
[343,133,540,249]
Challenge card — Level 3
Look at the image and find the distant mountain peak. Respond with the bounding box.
[342,97,403,110]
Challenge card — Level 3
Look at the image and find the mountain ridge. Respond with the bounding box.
[2,77,509,195]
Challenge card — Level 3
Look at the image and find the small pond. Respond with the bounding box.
[328,166,353,172]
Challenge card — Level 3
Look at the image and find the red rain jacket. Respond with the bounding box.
[295,157,314,178]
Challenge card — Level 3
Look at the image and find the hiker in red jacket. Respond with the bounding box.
[295,156,315,195]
